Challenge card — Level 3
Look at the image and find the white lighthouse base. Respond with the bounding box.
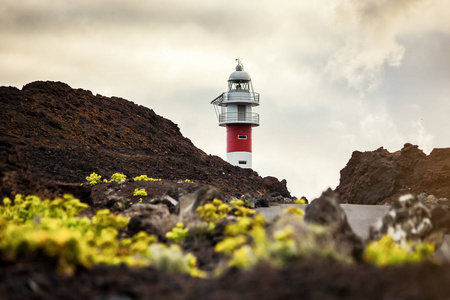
[227,151,252,169]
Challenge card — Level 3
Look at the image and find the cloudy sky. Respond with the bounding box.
[1,0,450,199]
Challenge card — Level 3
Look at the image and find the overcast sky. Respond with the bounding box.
[1,0,450,199]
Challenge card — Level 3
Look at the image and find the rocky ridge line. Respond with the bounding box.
[335,143,450,205]
[0,81,290,199]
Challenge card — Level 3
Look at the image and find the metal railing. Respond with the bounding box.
[219,112,260,124]
[211,92,260,106]
[221,92,260,104]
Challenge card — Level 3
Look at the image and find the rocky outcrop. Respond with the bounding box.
[335,143,450,205]
[0,81,290,199]
[262,176,290,197]
[304,189,363,261]
[369,194,450,248]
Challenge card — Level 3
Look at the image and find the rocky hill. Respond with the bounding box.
[335,143,450,205]
[3,82,450,300]
[0,81,290,199]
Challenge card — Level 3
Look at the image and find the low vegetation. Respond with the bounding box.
[0,194,202,277]
[0,172,439,278]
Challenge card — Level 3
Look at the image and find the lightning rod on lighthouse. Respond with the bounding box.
[211,58,260,169]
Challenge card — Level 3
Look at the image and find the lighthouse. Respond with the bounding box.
[211,59,260,169]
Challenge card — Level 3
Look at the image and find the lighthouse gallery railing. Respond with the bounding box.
[211,92,260,106]
[219,112,259,124]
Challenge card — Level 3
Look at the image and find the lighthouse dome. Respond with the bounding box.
[229,64,251,82]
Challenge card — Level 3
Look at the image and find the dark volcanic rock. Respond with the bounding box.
[179,186,224,216]
[252,197,269,208]
[4,260,450,299]
[0,81,290,199]
[335,147,400,205]
[369,194,450,247]
[123,203,177,240]
[335,143,450,205]
[262,176,290,197]
[148,195,179,214]
[304,189,363,260]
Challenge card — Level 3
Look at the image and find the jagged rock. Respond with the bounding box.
[122,203,177,240]
[369,194,450,247]
[179,186,224,216]
[122,203,170,219]
[261,193,293,204]
[304,189,363,260]
[106,195,128,212]
[263,176,291,198]
[395,143,427,176]
[252,197,269,208]
[149,195,179,214]
[165,185,182,201]
[335,147,400,205]
[336,143,450,205]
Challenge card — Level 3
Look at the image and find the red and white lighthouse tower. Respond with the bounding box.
[211,59,260,169]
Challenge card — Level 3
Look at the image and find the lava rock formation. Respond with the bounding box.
[335,143,450,205]
[0,81,290,199]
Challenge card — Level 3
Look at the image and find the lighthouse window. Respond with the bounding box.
[238,160,247,165]
[238,135,247,140]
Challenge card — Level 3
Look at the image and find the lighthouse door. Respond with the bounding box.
[238,105,246,121]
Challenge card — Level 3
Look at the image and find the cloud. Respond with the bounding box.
[409,120,435,154]
[325,0,429,94]
[1,1,450,200]
[359,113,403,146]
[0,0,281,42]
[326,41,404,93]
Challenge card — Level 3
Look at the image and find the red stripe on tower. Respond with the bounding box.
[227,124,252,153]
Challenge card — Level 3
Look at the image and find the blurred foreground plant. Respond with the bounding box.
[166,223,189,243]
[0,194,203,277]
[364,235,435,266]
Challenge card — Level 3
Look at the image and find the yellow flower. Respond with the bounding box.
[215,235,248,253]
[282,206,304,218]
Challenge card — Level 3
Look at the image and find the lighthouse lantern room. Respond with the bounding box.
[211,58,260,169]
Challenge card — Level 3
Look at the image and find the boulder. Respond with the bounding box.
[263,176,290,198]
[252,197,269,208]
[369,194,450,247]
[149,195,179,214]
[304,189,363,260]
[122,203,177,240]
[179,186,224,216]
